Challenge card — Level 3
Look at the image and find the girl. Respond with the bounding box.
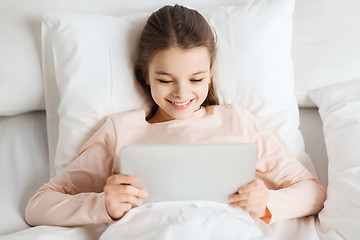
[25,5,326,226]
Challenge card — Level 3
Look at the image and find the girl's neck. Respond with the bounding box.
[147,106,205,124]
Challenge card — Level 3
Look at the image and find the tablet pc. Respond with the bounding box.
[120,143,257,204]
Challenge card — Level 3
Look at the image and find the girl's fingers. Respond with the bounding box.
[229,199,263,209]
[105,192,145,220]
[104,174,149,220]
[107,174,138,185]
[228,190,265,203]
[229,201,266,217]
[106,184,148,198]
[230,200,263,209]
[115,194,144,207]
[105,174,148,198]
[228,179,268,218]
[237,179,266,193]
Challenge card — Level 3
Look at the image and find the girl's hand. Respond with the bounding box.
[104,174,148,220]
[228,179,269,219]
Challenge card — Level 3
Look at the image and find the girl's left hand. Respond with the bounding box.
[228,179,269,218]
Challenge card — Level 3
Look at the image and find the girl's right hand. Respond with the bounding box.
[104,174,148,220]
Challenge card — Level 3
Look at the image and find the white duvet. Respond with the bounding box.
[100,201,268,240]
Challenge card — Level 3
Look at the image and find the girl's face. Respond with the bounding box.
[147,47,213,123]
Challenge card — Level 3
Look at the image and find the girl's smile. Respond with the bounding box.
[167,99,194,110]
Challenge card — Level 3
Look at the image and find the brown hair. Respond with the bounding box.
[133,4,219,118]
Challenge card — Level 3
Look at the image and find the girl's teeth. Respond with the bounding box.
[173,100,190,106]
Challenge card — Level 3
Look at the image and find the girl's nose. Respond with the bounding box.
[173,81,188,97]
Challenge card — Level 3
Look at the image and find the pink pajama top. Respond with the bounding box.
[25,105,326,226]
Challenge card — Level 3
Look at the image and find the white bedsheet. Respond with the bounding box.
[0,224,106,240]
[0,111,49,235]
[0,109,326,239]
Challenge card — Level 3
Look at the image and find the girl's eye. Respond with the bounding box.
[158,79,173,84]
[190,79,203,83]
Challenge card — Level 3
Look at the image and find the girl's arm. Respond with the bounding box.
[25,117,146,226]
[231,105,326,224]
[25,117,116,226]
[254,130,327,224]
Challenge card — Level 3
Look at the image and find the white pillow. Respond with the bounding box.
[292,0,360,107]
[43,0,314,176]
[309,80,360,239]
[0,5,44,116]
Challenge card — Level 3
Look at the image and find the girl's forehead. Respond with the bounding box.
[149,47,211,73]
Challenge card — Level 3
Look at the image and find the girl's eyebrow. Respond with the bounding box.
[191,70,208,75]
[155,71,172,76]
[155,70,207,76]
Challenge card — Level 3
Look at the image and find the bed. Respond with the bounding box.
[1,0,359,239]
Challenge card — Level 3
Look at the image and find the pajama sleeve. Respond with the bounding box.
[25,117,117,226]
[254,129,327,224]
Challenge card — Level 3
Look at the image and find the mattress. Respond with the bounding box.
[0,108,328,239]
